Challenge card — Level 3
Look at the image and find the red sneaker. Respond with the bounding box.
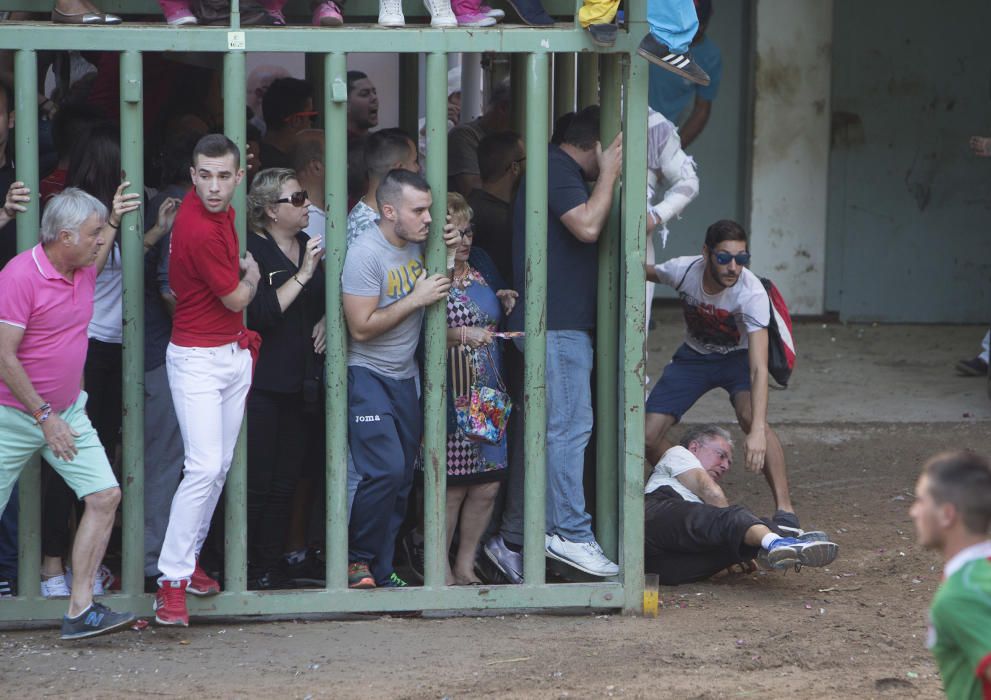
[154,579,189,627]
[188,561,221,597]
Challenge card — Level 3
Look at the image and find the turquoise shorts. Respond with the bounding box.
[0,391,119,515]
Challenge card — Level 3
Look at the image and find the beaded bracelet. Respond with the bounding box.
[32,402,52,424]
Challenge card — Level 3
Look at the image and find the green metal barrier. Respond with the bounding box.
[0,5,647,621]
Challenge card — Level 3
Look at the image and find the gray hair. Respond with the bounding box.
[679,425,733,450]
[40,187,107,244]
[247,167,298,234]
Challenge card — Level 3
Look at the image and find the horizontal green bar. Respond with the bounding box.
[3,0,582,16]
[0,583,625,621]
[0,22,644,53]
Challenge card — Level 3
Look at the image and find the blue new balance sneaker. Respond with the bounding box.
[60,602,136,640]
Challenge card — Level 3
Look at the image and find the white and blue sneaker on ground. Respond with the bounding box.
[763,536,839,571]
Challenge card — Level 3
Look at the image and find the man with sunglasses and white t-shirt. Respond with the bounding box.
[644,219,799,532]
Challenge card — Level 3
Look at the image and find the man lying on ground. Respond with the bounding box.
[645,424,838,585]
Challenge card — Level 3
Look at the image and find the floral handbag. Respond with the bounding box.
[454,345,512,445]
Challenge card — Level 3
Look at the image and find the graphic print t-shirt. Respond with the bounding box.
[655,255,769,354]
[341,225,424,379]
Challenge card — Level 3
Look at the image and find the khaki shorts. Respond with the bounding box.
[0,391,119,515]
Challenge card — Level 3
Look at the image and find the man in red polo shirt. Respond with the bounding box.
[155,134,259,627]
[0,186,138,639]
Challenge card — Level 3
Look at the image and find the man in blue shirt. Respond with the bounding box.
[484,107,624,581]
[648,0,721,148]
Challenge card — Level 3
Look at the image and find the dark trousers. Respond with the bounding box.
[644,487,767,585]
[0,483,17,578]
[42,461,76,558]
[84,339,123,459]
[347,366,421,585]
[246,388,306,574]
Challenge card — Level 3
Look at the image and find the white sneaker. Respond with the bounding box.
[40,573,71,598]
[378,0,405,26]
[544,534,619,577]
[422,0,457,27]
[65,564,113,596]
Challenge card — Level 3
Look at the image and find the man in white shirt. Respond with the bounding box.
[644,220,797,529]
[645,425,837,585]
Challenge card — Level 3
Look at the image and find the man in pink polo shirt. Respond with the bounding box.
[154,133,260,627]
[0,186,138,639]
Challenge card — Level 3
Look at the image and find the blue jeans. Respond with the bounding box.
[648,0,698,54]
[0,483,18,579]
[501,330,595,545]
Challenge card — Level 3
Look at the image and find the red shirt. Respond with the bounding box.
[168,190,245,347]
[40,168,67,208]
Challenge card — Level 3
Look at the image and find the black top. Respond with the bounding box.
[247,230,326,393]
[467,188,513,287]
[143,185,186,372]
[0,160,17,271]
[508,144,597,332]
[259,142,292,170]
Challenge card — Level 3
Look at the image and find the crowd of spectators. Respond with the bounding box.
[0,3,839,636]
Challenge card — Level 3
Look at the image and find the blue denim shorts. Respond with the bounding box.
[645,344,751,421]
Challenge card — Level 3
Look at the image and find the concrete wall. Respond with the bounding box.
[825,0,991,323]
[748,0,833,315]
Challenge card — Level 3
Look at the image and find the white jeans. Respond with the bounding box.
[158,342,252,581]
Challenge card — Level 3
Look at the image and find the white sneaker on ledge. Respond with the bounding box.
[378,0,405,27]
[423,0,457,27]
[544,534,619,577]
[40,573,71,598]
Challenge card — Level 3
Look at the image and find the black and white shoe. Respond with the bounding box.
[60,602,136,640]
[0,576,16,598]
[637,34,710,86]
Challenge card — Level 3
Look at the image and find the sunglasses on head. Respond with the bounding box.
[275,190,308,207]
[711,250,751,266]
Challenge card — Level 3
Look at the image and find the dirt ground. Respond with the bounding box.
[2,314,990,699]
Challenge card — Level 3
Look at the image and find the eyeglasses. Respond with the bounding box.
[711,250,751,266]
[458,226,474,237]
[284,111,318,123]
[275,190,308,207]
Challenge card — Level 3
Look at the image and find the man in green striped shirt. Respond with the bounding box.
[910,451,991,699]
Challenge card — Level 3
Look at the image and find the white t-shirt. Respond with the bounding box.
[655,255,769,355]
[644,445,703,504]
[87,250,122,344]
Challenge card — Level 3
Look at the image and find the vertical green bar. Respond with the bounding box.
[577,53,600,109]
[323,52,349,591]
[230,0,240,27]
[13,49,40,602]
[595,54,622,561]
[422,52,449,590]
[510,54,527,139]
[119,50,145,597]
[553,53,576,122]
[398,54,420,141]
[222,50,248,593]
[522,52,549,586]
[620,53,648,615]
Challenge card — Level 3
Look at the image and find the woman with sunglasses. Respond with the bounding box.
[244,168,326,590]
[438,193,517,586]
